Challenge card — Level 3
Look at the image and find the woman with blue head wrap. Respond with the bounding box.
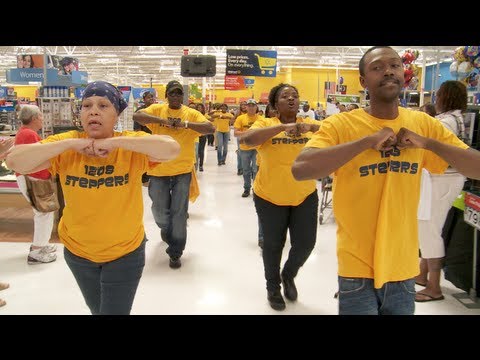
[6,80,180,315]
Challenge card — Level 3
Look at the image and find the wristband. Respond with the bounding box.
[185,120,189,129]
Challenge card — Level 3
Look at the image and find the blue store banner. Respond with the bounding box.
[226,50,277,77]
[6,68,88,86]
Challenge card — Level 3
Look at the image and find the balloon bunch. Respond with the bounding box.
[450,46,480,88]
[401,49,420,90]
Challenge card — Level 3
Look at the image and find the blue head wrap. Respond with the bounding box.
[82,81,128,114]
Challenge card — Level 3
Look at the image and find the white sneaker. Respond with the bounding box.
[30,244,57,253]
[27,247,57,265]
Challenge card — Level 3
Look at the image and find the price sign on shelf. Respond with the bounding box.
[464,192,480,231]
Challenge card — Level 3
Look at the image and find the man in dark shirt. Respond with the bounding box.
[134,91,155,133]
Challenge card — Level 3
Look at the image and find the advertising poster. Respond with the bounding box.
[226,50,277,77]
[16,54,45,69]
[46,55,79,75]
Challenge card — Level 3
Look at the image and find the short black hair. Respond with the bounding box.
[359,46,394,76]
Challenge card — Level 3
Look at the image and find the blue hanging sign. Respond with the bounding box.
[6,68,88,86]
[226,50,277,77]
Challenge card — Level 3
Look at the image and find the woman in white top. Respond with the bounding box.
[415,81,467,302]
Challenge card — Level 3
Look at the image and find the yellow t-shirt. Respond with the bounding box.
[41,130,155,263]
[305,107,469,288]
[141,104,208,176]
[234,113,264,150]
[251,116,320,206]
[214,111,233,133]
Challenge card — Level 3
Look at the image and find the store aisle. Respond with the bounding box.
[0,139,479,315]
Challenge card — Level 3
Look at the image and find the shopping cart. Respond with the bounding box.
[254,54,277,75]
[319,176,333,225]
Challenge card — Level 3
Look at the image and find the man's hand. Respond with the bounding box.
[368,127,397,151]
[396,127,428,149]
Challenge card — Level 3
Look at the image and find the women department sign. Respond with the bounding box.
[226,50,277,77]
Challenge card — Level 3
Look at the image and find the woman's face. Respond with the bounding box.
[24,56,32,68]
[17,55,24,68]
[80,96,118,139]
[64,63,75,73]
[275,86,299,116]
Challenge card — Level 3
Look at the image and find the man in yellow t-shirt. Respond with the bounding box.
[292,46,480,315]
[233,98,263,197]
[210,103,234,165]
[133,80,214,269]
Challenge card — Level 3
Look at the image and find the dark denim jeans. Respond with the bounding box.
[254,190,318,292]
[338,277,416,315]
[148,173,191,258]
[240,149,257,191]
[64,238,146,315]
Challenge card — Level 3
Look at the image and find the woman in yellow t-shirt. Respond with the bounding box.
[6,81,180,315]
[241,83,321,311]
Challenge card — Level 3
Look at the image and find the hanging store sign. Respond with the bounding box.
[117,86,132,102]
[6,68,88,86]
[226,50,277,77]
[225,76,246,90]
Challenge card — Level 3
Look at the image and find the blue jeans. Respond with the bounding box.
[338,277,416,315]
[236,138,242,171]
[64,238,146,315]
[148,173,191,258]
[216,131,229,164]
[240,149,257,191]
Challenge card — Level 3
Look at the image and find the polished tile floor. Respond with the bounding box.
[1,139,479,315]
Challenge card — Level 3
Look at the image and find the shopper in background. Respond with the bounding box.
[241,83,321,311]
[7,80,180,315]
[196,103,210,172]
[297,102,316,119]
[292,46,480,315]
[346,103,360,111]
[419,102,436,118]
[14,105,57,265]
[415,80,468,303]
[134,91,155,186]
[0,139,13,307]
[133,80,214,269]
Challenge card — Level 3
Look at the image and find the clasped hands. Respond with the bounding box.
[283,122,314,137]
[371,127,427,151]
[74,138,117,158]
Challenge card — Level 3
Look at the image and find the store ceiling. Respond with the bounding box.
[0,46,458,87]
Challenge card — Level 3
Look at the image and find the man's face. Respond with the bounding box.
[167,89,183,108]
[359,48,404,103]
[143,93,155,106]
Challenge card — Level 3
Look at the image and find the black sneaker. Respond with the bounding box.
[241,190,250,198]
[267,290,286,311]
[169,256,182,269]
[199,166,203,172]
[237,169,243,176]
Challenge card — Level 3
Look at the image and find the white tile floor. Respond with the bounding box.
[1,138,479,315]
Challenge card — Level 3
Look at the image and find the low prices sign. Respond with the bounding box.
[464,192,480,230]
[224,76,246,90]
